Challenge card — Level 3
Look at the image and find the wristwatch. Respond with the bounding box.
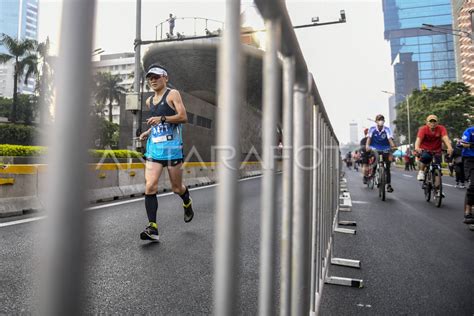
[160,115,166,124]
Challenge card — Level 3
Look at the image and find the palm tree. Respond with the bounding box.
[35,37,53,126]
[0,33,38,123]
[94,72,126,122]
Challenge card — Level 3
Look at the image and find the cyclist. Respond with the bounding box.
[365,114,397,193]
[414,115,453,182]
[138,65,194,242]
[345,151,352,169]
[460,125,474,224]
[352,150,360,171]
[359,128,373,184]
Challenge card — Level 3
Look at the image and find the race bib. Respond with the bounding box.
[151,123,174,143]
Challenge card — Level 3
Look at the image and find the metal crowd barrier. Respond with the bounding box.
[214,0,353,315]
[42,0,350,314]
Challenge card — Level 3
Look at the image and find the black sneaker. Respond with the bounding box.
[140,223,160,241]
[183,198,194,223]
[387,185,394,193]
[463,213,474,224]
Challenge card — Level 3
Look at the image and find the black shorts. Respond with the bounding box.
[464,157,474,181]
[147,158,183,167]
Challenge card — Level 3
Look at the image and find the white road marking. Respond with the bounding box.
[444,183,455,188]
[0,216,47,228]
[0,175,264,228]
[403,174,413,178]
[352,200,369,204]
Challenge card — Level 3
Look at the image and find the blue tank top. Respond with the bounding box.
[145,89,183,160]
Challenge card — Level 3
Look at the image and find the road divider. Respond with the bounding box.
[0,161,270,218]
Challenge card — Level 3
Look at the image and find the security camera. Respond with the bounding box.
[311,16,319,23]
[340,10,346,22]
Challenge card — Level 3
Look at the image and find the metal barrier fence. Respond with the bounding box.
[214,1,343,315]
[41,0,343,314]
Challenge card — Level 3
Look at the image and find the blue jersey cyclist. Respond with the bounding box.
[460,126,474,224]
[138,65,194,242]
[365,114,397,193]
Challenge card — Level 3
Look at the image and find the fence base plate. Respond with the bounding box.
[325,276,363,288]
[331,257,361,268]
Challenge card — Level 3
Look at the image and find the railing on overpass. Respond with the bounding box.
[40,0,342,315]
[215,1,341,315]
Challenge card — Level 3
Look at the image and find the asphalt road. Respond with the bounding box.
[0,176,282,314]
[1,168,473,314]
[319,166,474,315]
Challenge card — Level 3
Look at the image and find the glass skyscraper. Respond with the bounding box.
[383,0,456,105]
[0,0,39,97]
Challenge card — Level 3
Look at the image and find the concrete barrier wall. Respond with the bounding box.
[0,162,266,218]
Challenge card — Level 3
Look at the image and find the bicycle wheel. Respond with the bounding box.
[433,169,443,208]
[379,167,386,201]
[424,172,431,202]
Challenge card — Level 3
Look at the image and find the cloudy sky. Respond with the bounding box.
[38,0,394,143]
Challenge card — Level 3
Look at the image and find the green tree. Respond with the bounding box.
[35,37,53,126]
[89,115,119,149]
[94,72,126,122]
[0,94,38,124]
[394,81,474,143]
[0,33,38,123]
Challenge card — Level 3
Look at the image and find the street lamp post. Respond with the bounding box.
[382,90,412,146]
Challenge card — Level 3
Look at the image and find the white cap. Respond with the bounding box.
[146,67,168,77]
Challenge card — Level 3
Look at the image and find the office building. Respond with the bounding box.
[92,53,135,124]
[0,0,39,97]
[383,0,457,105]
[451,0,474,92]
[349,122,358,144]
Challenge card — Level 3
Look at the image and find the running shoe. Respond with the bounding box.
[140,223,160,241]
[463,213,474,224]
[183,198,194,223]
[459,183,466,189]
[387,184,394,193]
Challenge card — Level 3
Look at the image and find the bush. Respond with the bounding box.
[0,144,141,158]
[0,124,38,145]
[0,144,46,156]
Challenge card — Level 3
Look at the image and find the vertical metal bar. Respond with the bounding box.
[291,87,310,315]
[132,0,141,150]
[309,104,319,312]
[323,123,328,257]
[315,111,323,307]
[213,0,242,314]
[259,18,281,316]
[41,0,96,314]
[280,56,295,316]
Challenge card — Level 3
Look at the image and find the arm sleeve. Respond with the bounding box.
[386,127,393,139]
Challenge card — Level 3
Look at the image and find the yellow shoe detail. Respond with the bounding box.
[183,198,192,208]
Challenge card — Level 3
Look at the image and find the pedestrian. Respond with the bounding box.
[460,125,474,224]
[404,151,410,171]
[452,140,465,188]
[138,64,194,241]
[168,13,176,36]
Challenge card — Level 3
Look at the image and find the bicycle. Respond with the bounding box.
[365,154,376,190]
[372,149,391,201]
[420,151,444,208]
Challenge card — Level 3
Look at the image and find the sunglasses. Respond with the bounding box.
[428,120,437,123]
[147,75,163,80]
